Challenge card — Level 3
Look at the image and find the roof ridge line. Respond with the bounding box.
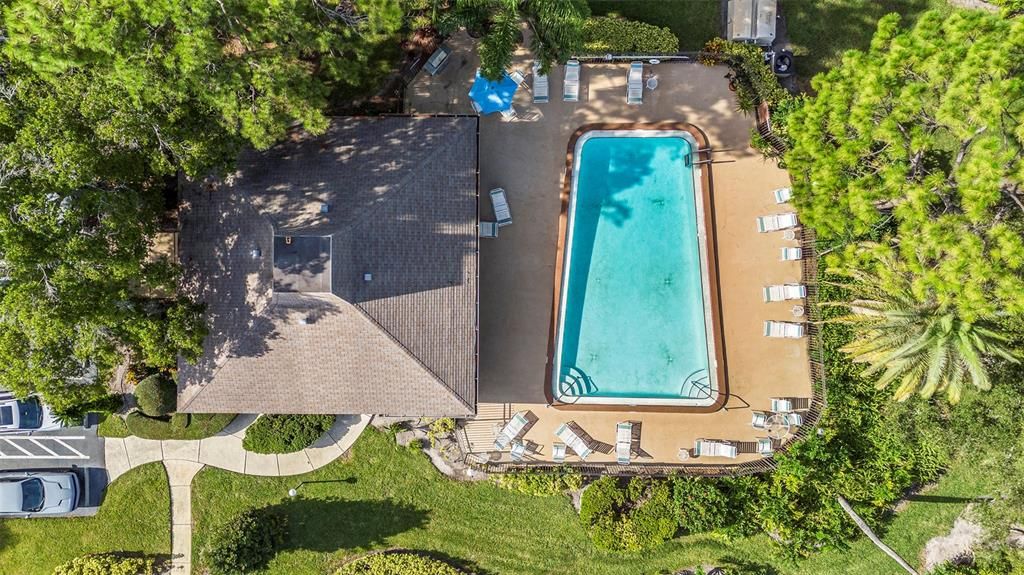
[349,301,475,414]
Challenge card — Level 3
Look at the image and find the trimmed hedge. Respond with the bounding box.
[201,507,287,575]
[337,553,466,575]
[134,374,176,417]
[242,414,334,454]
[582,16,679,54]
[53,554,156,575]
[492,467,583,496]
[125,412,236,440]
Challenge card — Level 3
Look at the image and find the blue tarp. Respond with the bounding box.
[468,70,518,115]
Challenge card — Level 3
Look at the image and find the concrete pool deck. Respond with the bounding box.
[408,32,814,467]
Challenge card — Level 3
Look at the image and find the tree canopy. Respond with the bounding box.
[786,11,1024,322]
[3,0,405,156]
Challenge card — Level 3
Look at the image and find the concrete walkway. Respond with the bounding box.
[103,414,371,574]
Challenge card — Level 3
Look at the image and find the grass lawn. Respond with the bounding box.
[783,0,953,80]
[588,0,721,52]
[0,463,170,575]
[191,427,989,575]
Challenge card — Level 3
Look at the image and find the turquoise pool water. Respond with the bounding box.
[553,133,714,404]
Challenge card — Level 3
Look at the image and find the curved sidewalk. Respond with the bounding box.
[103,414,370,482]
[103,414,370,574]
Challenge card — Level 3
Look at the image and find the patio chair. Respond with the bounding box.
[627,61,643,105]
[469,99,483,114]
[770,398,794,412]
[763,320,805,339]
[751,411,769,429]
[757,438,774,456]
[694,439,737,459]
[552,442,566,463]
[763,284,807,302]
[756,212,799,232]
[555,422,593,459]
[784,412,804,427]
[510,441,527,462]
[781,247,803,261]
[489,188,513,227]
[479,221,499,239]
[493,411,530,450]
[563,60,580,102]
[509,70,527,88]
[500,104,518,121]
[532,62,549,104]
[773,187,793,204]
[616,421,632,465]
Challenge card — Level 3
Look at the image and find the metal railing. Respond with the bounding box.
[463,228,827,478]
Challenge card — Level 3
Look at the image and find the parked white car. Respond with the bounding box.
[0,472,80,516]
[0,396,62,433]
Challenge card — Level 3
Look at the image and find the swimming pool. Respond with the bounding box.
[551,129,720,407]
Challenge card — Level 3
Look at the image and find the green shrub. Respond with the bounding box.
[579,476,678,551]
[201,507,288,575]
[582,16,679,54]
[336,552,466,575]
[672,477,730,534]
[242,414,334,454]
[492,467,583,496]
[701,37,788,112]
[134,374,176,417]
[427,417,456,447]
[53,554,156,575]
[170,412,189,430]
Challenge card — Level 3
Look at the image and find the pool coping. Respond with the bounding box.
[545,123,728,413]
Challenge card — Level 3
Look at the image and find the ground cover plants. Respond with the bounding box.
[242,414,335,454]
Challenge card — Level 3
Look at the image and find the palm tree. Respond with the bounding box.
[835,257,1018,404]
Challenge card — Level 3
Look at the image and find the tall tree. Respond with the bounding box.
[3,0,405,154]
[786,10,1024,321]
[438,0,588,79]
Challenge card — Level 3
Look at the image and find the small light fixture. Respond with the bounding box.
[288,488,298,498]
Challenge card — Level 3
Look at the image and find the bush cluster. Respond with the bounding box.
[201,507,288,575]
[134,374,177,417]
[336,552,466,575]
[579,476,678,552]
[242,414,334,454]
[53,554,156,575]
[582,17,679,54]
[701,37,789,113]
[492,467,583,496]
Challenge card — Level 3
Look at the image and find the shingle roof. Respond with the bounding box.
[177,116,479,416]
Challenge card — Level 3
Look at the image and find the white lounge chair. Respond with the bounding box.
[764,320,806,339]
[784,412,804,427]
[757,438,774,456]
[490,188,512,227]
[773,187,793,204]
[627,61,643,105]
[781,247,803,261]
[756,212,799,232]
[480,221,499,239]
[555,422,593,459]
[500,104,518,121]
[616,422,632,465]
[563,60,580,102]
[493,411,529,450]
[770,398,794,412]
[509,70,527,88]
[532,62,549,104]
[470,99,483,114]
[510,441,527,461]
[751,411,768,429]
[552,442,566,463]
[694,439,738,459]
[763,284,808,302]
